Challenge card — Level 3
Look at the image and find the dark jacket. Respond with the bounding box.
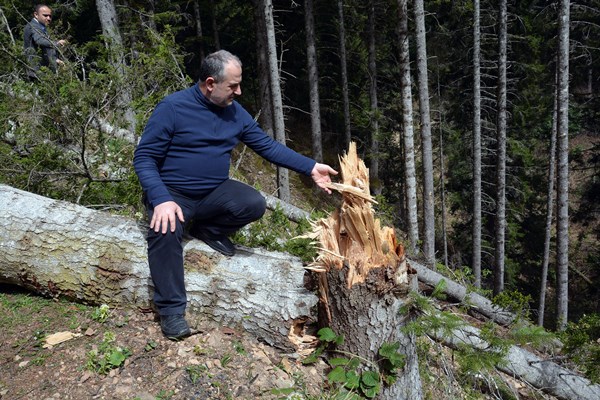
[23,18,57,77]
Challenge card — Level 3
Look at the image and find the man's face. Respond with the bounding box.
[34,6,53,26]
[206,61,242,107]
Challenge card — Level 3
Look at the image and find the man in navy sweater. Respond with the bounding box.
[134,50,337,339]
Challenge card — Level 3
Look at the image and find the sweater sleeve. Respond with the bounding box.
[238,106,316,176]
[133,101,177,207]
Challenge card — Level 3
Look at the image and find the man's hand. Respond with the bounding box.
[56,39,67,46]
[151,201,185,234]
[311,163,338,194]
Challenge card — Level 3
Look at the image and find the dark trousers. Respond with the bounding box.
[145,179,266,315]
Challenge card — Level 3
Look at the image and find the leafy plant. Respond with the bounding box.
[85,331,131,375]
[232,206,319,262]
[186,364,209,384]
[559,314,600,383]
[90,304,111,323]
[302,327,405,399]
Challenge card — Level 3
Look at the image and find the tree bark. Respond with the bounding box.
[0,185,317,350]
[411,261,516,326]
[304,0,323,163]
[493,0,508,295]
[95,0,136,140]
[367,0,381,195]
[414,0,435,265]
[539,83,558,326]
[397,0,419,255]
[336,0,352,151]
[253,1,275,138]
[555,0,570,331]
[472,0,483,288]
[193,0,205,64]
[262,0,290,202]
[309,143,422,399]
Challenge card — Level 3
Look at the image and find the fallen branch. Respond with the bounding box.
[429,323,600,400]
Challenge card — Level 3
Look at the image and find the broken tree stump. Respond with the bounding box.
[307,143,422,400]
[0,184,317,350]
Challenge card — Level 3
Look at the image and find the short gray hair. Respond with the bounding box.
[199,50,242,83]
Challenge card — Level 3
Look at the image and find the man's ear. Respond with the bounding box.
[205,77,215,91]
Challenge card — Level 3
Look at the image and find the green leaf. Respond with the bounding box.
[318,327,337,342]
[327,366,347,383]
[302,346,323,365]
[108,350,125,367]
[347,357,361,370]
[362,383,381,398]
[379,342,400,358]
[344,370,360,390]
[361,370,380,387]
[329,357,350,367]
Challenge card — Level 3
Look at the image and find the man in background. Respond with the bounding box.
[23,4,67,80]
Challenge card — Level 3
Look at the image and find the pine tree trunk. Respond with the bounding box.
[414,0,435,265]
[193,0,205,64]
[555,0,570,330]
[210,0,220,50]
[397,0,419,255]
[472,0,483,288]
[367,1,380,195]
[253,0,274,138]
[493,0,508,296]
[95,0,135,140]
[337,0,352,151]
[304,0,323,163]
[262,0,290,201]
[538,85,557,326]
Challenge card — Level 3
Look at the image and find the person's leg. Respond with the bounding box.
[192,179,266,236]
[145,191,194,317]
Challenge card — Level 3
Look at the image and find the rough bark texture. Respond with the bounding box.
[336,0,352,150]
[263,0,290,202]
[472,0,482,287]
[309,143,422,399]
[304,0,323,163]
[397,0,419,255]
[430,324,600,400]
[414,0,435,265]
[0,185,317,350]
[494,0,508,295]
[555,0,570,330]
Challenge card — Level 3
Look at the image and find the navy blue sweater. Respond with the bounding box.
[133,84,316,207]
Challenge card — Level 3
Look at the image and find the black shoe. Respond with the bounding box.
[192,229,236,257]
[160,314,191,340]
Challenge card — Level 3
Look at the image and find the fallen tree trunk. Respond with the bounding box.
[309,143,422,400]
[411,261,516,326]
[259,189,310,222]
[429,323,600,400]
[0,184,317,350]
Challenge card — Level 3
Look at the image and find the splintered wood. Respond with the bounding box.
[308,142,409,288]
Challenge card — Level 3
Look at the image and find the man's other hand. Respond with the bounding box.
[151,201,185,234]
[311,163,338,194]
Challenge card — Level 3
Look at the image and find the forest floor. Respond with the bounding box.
[0,284,328,400]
